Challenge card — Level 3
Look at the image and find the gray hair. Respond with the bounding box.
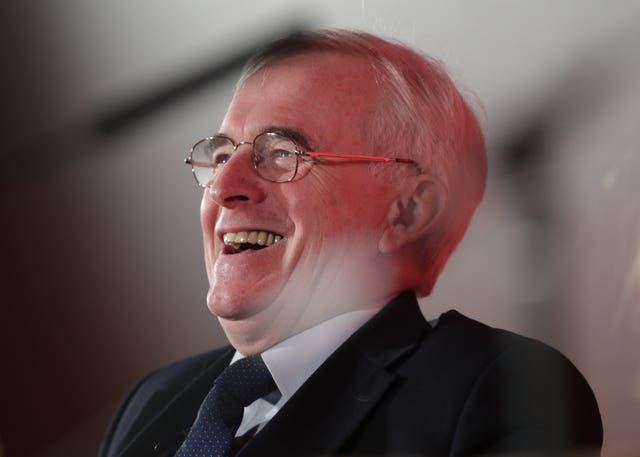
[238,29,487,296]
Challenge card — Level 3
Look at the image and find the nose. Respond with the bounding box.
[206,146,266,206]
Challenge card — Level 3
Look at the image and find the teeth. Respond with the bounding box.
[223,230,283,248]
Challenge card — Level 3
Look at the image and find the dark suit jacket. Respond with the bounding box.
[100,291,602,456]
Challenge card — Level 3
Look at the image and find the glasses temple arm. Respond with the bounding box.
[305,151,422,171]
[185,158,216,168]
[305,151,398,162]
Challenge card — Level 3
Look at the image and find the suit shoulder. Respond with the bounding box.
[100,346,233,457]
[405,309,577,401]
[422,310,602,452]
[425,310,599,401]
[435,309,531,343]
[142,346,233,393]
[428,309,570,364]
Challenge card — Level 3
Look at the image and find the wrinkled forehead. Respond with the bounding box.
[239,52,380,111]
[240,49,380,88]
[225,52,382,146]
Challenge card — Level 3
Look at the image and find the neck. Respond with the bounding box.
[220,289,401,355]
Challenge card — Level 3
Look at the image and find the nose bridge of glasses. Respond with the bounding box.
[234,140,254,151]
[213,138,252,170]
[230,140,256,165]
[208,139,260,195]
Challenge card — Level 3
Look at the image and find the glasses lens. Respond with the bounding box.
[253,133,298,182]
[190,136,234,187]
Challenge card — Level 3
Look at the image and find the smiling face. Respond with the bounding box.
[200,53,403,353]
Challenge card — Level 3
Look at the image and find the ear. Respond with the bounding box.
[378,175,447,254]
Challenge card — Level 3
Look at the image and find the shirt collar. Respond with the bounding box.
[231,306,382,403]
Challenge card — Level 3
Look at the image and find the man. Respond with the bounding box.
[100,30,602,457]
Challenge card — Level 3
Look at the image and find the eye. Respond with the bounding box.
[273,149,294,158]
[268,149,296,168]
[205,136,235,169]
[212,151,231,168]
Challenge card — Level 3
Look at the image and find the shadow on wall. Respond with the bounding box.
[0,6,309,457]
[491,19,640,454]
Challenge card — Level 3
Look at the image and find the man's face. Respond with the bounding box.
[200,53,399,352]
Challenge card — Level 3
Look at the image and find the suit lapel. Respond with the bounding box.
[240,291,430,457]
[116,348,234,457]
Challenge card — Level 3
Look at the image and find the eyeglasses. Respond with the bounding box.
[185,131,422,186]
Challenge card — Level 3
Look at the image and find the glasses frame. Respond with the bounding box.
[185,132,423,186]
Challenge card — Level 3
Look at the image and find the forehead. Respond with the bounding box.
[221,52,380,148]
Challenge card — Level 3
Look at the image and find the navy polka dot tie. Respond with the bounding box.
[175,354,277,457]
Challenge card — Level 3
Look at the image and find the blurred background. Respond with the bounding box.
[1,1,639,456]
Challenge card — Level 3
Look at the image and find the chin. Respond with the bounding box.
[205,286,273,321]
[210,292,284,355]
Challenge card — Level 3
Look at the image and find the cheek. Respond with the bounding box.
[285,169,389,245]
[200,192,218,233]
[322,182,375,222]
[288,184,340,235]
[200,193,220,269]
[299,169,352,211]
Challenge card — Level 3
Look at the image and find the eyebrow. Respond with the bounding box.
[259,125,314,151]
[214,126,315,151]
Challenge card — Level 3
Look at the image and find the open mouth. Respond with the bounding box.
[222,230,283,254]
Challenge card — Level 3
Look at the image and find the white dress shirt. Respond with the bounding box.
[230,306,383,437]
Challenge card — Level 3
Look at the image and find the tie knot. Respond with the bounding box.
[217,354,277,407]
[175,354,277,457]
